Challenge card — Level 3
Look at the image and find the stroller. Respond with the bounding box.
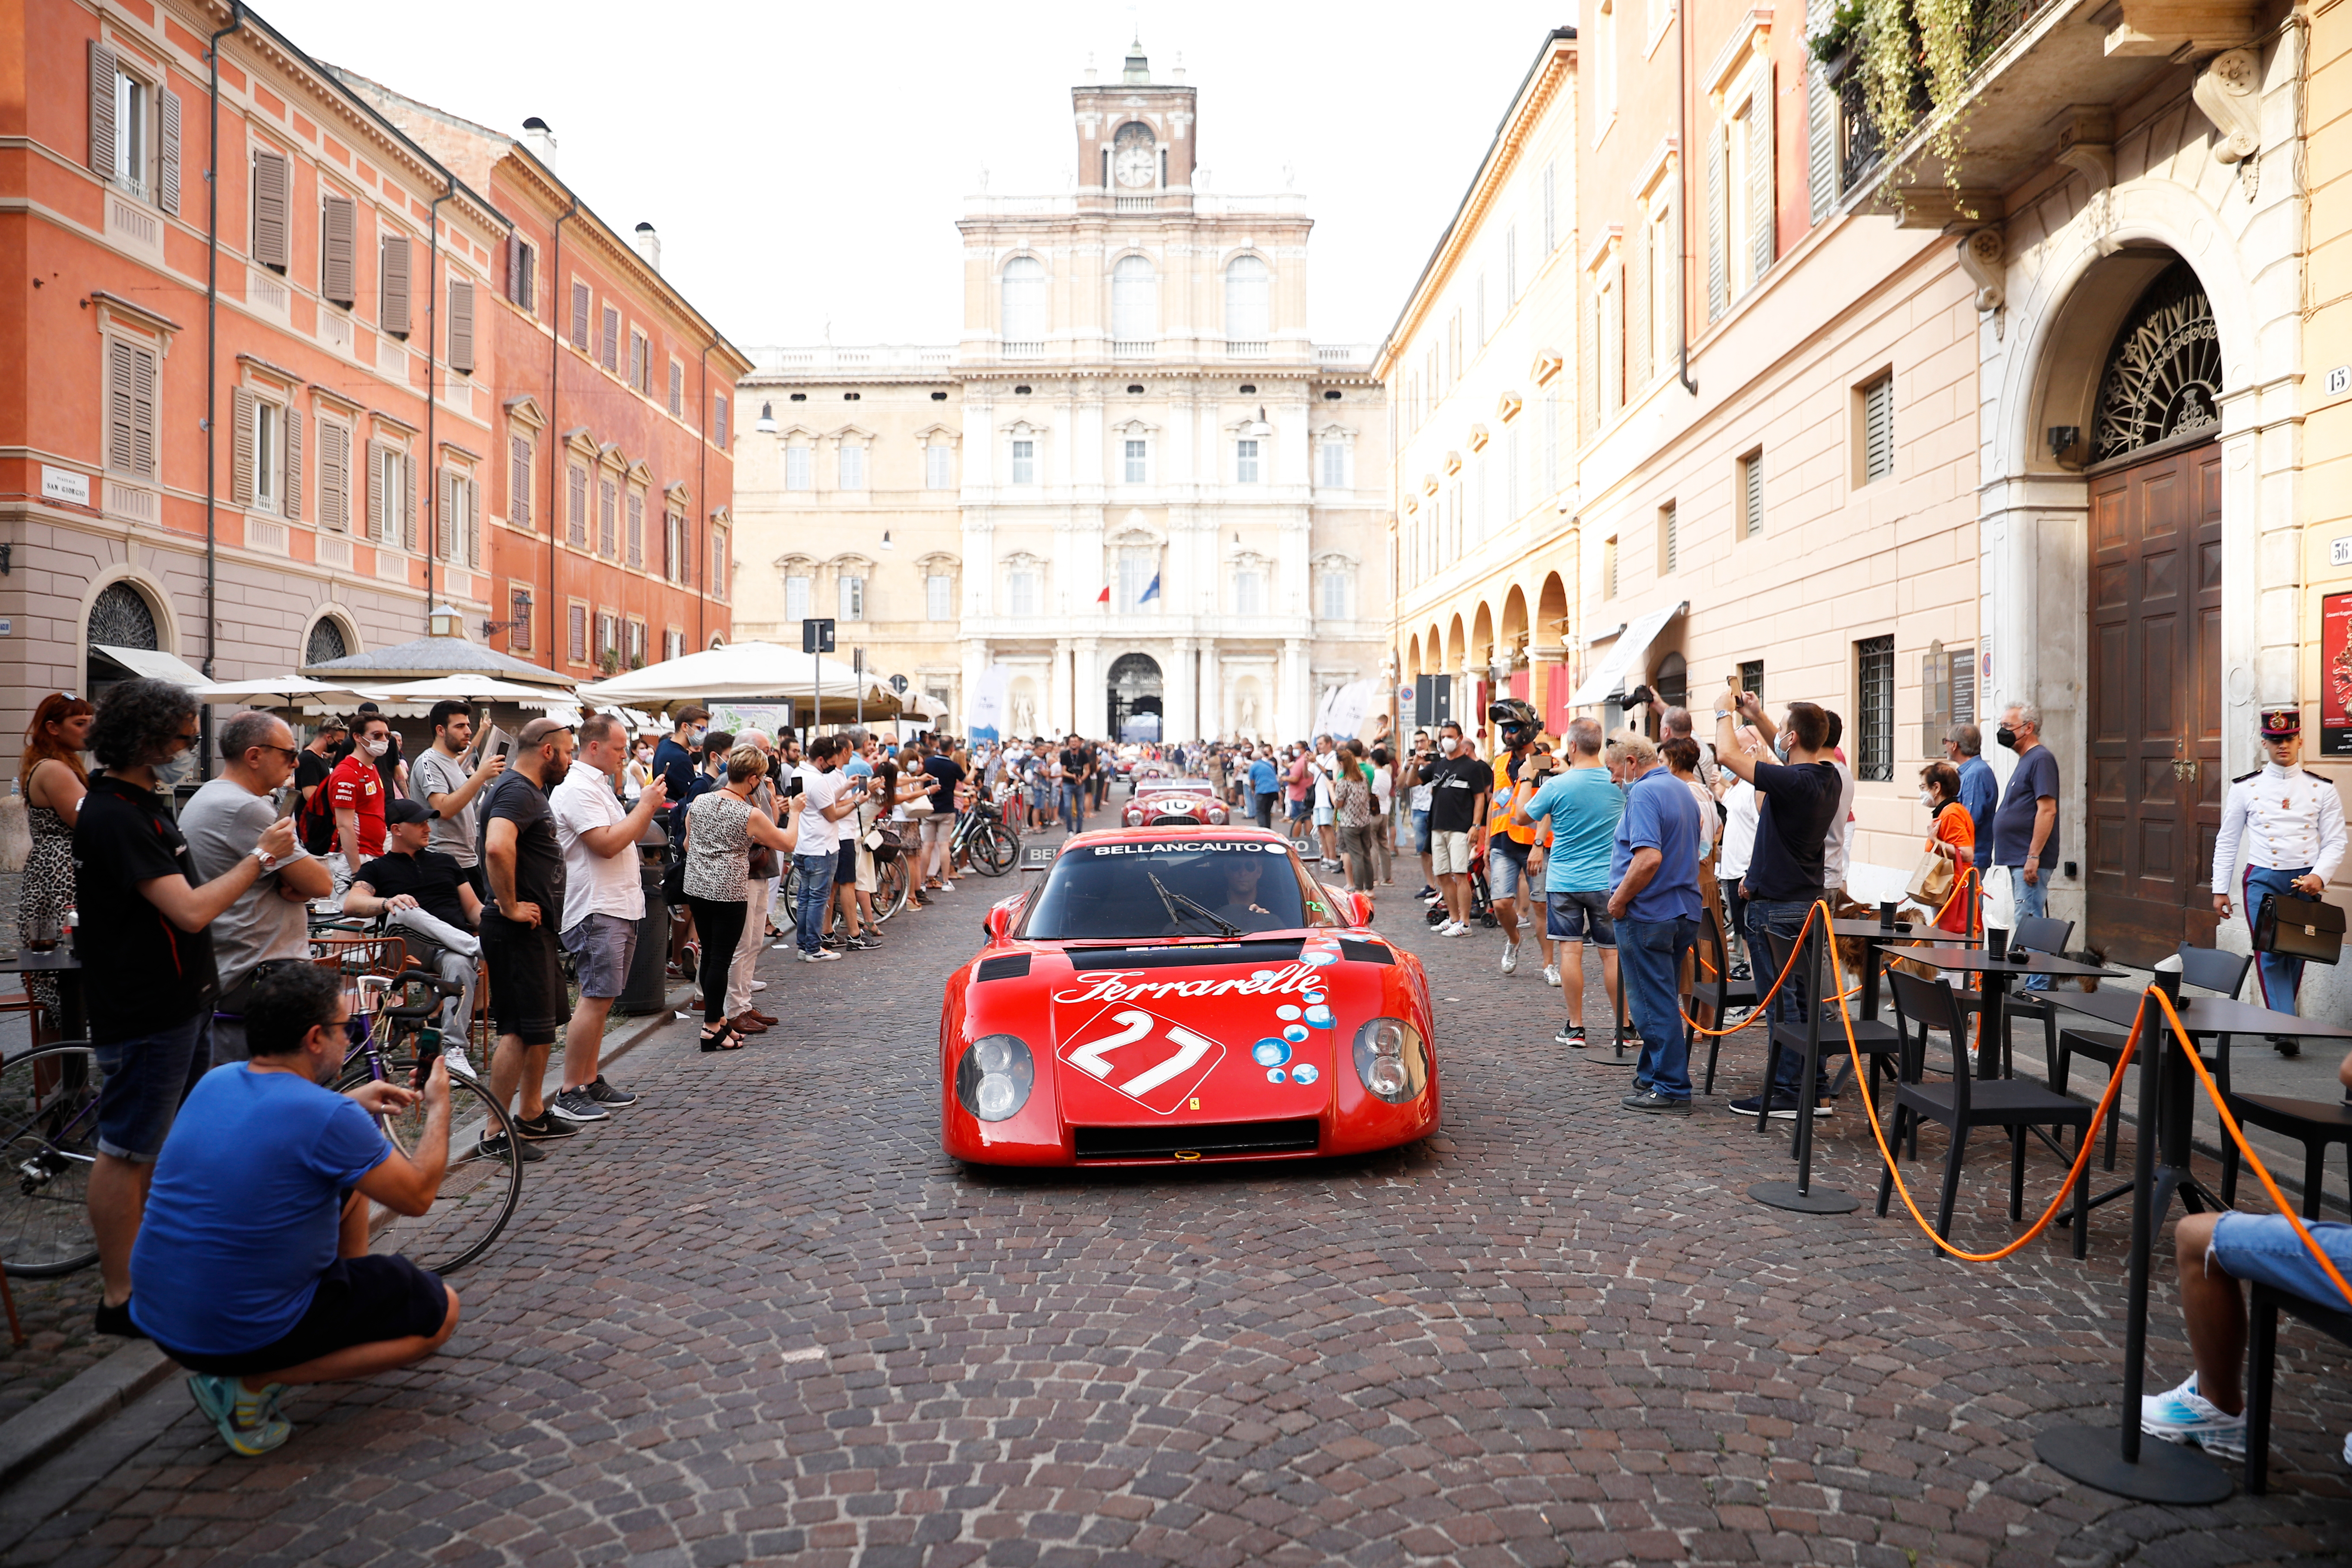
[1425,848,1501,928]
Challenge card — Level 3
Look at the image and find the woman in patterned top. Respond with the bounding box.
[18,692,93,1039]
[683,746,803,1051]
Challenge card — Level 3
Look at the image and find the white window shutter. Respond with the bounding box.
[1705,126,1728,320]
[285,406,303,520]
[157,88,181,215]
[1748,64,1776,289]
[88,41,116,177]
[1807,0,1840,221]
[231,386,257,506]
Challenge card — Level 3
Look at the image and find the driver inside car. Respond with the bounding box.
[1209,854,1281,932]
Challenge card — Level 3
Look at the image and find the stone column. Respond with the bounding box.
[1280,637,1309,741]
[1167,636,1197,742]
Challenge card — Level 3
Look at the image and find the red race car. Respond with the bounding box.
[940,827,1440,1166]
[1121,778,1229,828]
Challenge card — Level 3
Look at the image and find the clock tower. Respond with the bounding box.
[1074,37,1195,193]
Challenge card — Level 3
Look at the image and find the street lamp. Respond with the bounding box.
[427,603,466,638]
[1247,406,1273,438]
[754,401,778,435]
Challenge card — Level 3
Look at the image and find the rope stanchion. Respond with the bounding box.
[1680,900,1828,1038]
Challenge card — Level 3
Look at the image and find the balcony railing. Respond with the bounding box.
[1832,0,2062,193]
[1001,340,1044,359]
[1224,340,1267,358]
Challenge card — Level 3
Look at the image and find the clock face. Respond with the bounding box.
[1114,126,1155,188]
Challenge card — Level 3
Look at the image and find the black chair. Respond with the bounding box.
[2221,1081,2352,1219]
[1698,900,1759,1096]
[1746,919,1902,1120]
[1878,970,2096,1257]
[2246,1279,2352,1494]
[2052,943,2248,1171]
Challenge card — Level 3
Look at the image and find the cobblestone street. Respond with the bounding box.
[4,846,2352,1567]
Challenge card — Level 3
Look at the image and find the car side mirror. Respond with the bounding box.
[983,900,1020,943]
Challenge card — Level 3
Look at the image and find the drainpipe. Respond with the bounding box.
[423,178,453,631]
[546,192,578,673]
[202,2,245,778]
[1676,0,1698,397]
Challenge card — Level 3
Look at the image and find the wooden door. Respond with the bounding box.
[2085,442,2223,965]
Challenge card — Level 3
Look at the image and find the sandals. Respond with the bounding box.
[698,1022,745,1052]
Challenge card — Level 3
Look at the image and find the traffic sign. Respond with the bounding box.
[801,618,836,653]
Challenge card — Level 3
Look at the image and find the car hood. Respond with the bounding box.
[1033,936,1363,1124]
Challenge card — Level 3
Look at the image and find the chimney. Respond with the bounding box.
[632,222,662,273]
[521,116,557,168]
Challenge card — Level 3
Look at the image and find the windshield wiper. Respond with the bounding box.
[1146,872,1243,939]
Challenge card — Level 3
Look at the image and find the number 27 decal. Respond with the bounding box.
[1062,1007,1227,1111]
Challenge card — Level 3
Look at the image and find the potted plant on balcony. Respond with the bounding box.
[1807,0,1865,85]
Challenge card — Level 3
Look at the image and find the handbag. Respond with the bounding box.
[0,789,28,874]
[1905,848,1955,905]
[2254,890,2346,965]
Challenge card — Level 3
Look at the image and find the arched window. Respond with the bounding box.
[1001,257,1047,346]
[305,617,350,665]
[1224,255,1270,343]
[87,580,161,695]
[1112,256,1157,343]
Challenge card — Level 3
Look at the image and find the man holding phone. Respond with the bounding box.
[410,701,508,903]
[792,735,865,961]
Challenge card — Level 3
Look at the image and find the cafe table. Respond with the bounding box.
[0,948,84,1043]
[1824,917,1977,1043]
[1895,945,2117,1080]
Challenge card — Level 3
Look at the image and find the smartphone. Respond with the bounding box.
[786,775,805,799]
[275,786,300,821]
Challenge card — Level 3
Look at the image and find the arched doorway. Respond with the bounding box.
[2081,259,2223,962]
[1107,652,1163,741]
[305,616,350,666]
[86,580,161,697]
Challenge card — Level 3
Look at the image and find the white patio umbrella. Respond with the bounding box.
[370,674,568,704]
[575,640,895,722]
[193,676,375,704]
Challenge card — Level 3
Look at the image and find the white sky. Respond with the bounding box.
[267,0,1571,352]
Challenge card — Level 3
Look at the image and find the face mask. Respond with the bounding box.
[1920,790,1936,810]
[690,726,708,744]
[1440,736,1461,754]
[1773,734,1791,762]
[1995,726,2019,750]
[362,738,389,759]
[155,750,196,787]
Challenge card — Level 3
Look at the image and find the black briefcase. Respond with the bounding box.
[2255,891,2346,965]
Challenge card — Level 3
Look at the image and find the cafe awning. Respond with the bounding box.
[95,645,210,687]
[1568,600,1685,707]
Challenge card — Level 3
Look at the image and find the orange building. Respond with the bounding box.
[0,0,510,743]
[337,75,749,676]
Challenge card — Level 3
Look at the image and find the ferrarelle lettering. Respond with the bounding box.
[1052,962,1322,1004]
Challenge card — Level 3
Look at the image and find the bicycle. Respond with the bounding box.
[0,1039,103,1276]
[950,797,1020,878]
[310,937,524,1273]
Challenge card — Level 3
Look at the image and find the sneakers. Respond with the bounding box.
[584,1076,637,1107]
[1622,1090,1691,1113]
[441,1043,478,1080]
[1500,941,1520,975]
[1727,1093,1835,1120]
[1556,1023,1588,1049]
[1439,920,1471,938]
[845,935,882,952]
[1543,964,1562,987]
[547,1087,609,1124]
[476,1131,545,1163]
[1415,884,1438,900]
[93,1298,146,1338]
[187,1373,291,1457]
[750,979,770,992]
[801,948,842,963]
[512,1110,578,1141]
[2141,1374,2248,1456]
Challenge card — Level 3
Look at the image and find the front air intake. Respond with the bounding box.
[1072,1118,1320,1161]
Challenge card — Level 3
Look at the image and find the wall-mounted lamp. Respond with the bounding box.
[754,401,778,435]
[2047,425,2083,466]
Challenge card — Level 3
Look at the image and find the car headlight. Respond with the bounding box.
[1351,1017,1427,1105]
[956,1033,1035,1122]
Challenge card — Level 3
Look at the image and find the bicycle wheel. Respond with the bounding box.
[0,1042,104,1277]
[874,854,912,922]
[336,1058,524,1273]
[972,823,1018,876]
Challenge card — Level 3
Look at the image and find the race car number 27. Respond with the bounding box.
[1060,1007,1228,1115]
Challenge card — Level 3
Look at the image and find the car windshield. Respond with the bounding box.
[1138,780,1210,795]
[1022,839,1338,940]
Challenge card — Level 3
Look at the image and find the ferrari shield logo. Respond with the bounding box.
[1056,1001,1230,1115]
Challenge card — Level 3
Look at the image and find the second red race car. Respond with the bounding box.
[940,827,1439,1166]
[1121,777,1229,829]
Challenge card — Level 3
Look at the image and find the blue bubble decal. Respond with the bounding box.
[1291,1063,1320,1085]
[1302,949,1339,967]
[1304,1004,1335,1029]
[1282,1024,1309,1044]
[1275,1004,1302,1022]
[1251,1038,1292,1067]
[1302,991,1327,1006]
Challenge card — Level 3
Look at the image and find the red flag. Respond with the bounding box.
[1096,585,1111,604]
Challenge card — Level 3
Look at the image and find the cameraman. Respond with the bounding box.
[1486,699,1550,977]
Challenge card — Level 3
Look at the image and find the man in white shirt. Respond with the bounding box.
[791,735,867,961]
[547,712,667,1124]
[1821,710,1858,896]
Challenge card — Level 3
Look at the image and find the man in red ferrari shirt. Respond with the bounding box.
[325,714,392,887]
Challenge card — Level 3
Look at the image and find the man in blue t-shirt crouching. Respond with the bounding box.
[130,959,459,1456]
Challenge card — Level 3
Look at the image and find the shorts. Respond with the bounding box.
[1547,889,1617,948]
[919,813,953,845]
[2208,1211,2352,1307]
[1413,808,1432,854]
[1488,839,1532,900]
[1431,830,1474,876]
[156,1254,448,1378]
[95,1013,213,1162]
[1313,804,1334,827]
[559,912,638,1001]
[1288,798,1311,821]
[481,915,565,1044]
[1030,786,1053,809]
[836,839,859,884]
